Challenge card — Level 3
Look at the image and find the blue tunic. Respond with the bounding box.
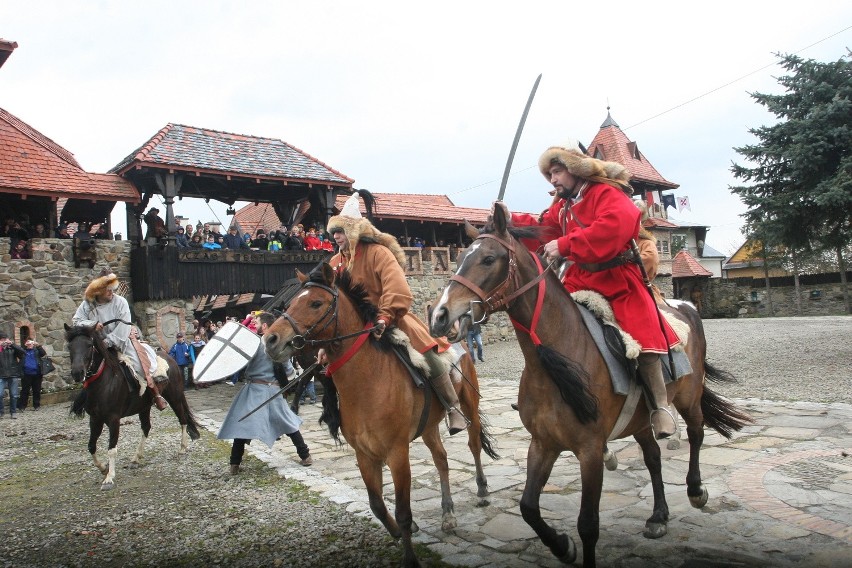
[217,343,302,447]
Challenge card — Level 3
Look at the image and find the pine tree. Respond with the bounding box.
[731,52,852,314]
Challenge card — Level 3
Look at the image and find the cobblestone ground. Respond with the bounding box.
[0,315,849,567]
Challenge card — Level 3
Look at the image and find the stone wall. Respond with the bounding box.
[0,242,510,394]
[0,237,131,391]
[404,248,513,348]
[703,276,849,318]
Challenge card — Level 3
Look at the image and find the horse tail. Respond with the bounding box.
[478,409,499,460]
[703,360,737,384]
[536,344,598,424]
[185,406,202,440]
[317,374,343,444]
[701,385,753,439]
[70,389,88,418]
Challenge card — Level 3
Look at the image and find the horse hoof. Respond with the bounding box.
[100,482,115,491]
[643,522,667,539]
[689,487,709,508]
[666,438,682,450]
[603,449,619,471]
[476,497,490,507]
[552,533,576,564]
[441,515,457,532]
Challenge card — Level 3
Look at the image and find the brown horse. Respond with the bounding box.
[65,324,200,490]
[428,207,752,567]
[263,265,497,567]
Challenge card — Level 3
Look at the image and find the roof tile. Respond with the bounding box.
[111,123,354,185]
[587,113,678,189]
[0,107,138,202]
[672,250,713,278]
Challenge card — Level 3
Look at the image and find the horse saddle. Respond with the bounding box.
[571,292,693,396]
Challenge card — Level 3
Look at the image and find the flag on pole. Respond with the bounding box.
[662,193,676,211]
[677,196,691,212]
[645,190,655,208]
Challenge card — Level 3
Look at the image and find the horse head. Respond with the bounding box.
[431,204,538,338]
[64,323,100,383]
[264,263,340,363]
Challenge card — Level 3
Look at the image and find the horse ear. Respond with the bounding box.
[296,270,308,283]
[463,220,479,241]
[64,323,71,332]
[493,201,510,235]
[320,262,335,285]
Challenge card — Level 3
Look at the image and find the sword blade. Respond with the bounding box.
[497,73,542,202]
[237,362,319,422]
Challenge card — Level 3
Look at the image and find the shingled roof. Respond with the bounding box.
[334,193,490,225]
[672,250,713,278]
[0,38,17,70]
[587,111,678,190]
[110,123,354,186]
[0,107,139,202]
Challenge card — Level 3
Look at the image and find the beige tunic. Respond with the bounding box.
[331,243,449,354]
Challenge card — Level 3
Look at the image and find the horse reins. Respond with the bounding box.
[281,281,380,377]
[449,233,555,332]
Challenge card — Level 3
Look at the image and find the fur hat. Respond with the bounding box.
[538,139,633,195]
[634,200,655,242]
[84,273,120,302]
[327,192,405,271]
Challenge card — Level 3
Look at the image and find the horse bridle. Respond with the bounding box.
[280,282,379,350]
[449,233,554,324]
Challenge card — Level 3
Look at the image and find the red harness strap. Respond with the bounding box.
[323,322,374,377]
[509,252,547,346]
[82,360,106,388]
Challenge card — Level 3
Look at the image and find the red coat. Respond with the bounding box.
[512,183,678,353]
[303,235,322,250]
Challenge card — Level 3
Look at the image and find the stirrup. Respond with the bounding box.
[650,407,676,439]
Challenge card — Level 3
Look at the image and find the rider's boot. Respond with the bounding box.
[638,353,675,439]
[430,371,469,435]
[147,376,168,411]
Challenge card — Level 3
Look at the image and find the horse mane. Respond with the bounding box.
[479,219,545,243]
[307,268,381,328]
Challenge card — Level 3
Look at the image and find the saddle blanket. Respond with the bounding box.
[573,294,693,396]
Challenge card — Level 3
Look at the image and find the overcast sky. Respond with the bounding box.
[3,1,851,253]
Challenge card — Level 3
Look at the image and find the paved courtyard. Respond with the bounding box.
[186,324,852,567]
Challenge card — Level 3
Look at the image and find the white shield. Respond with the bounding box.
[193,322,261,383]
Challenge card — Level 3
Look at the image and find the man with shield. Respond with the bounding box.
[501,140,679,438]
[217,311,312,474]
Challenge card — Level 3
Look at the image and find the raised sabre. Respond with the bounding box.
[497,73,542,202]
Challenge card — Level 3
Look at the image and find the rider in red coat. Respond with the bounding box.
[507,140,678,438]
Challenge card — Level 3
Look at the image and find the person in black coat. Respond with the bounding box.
[0,332,25,418]
[251,230,269,251]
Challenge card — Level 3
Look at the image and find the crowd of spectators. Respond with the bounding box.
[176,221,335,253]
[2,216,112,260]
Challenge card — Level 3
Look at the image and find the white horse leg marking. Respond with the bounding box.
[179,425,189,454]
[92,451,106,474]
[101,447,118,490]
[131,435,147,466]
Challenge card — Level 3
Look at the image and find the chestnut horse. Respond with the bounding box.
[429,207,751,567]
[65,324,200,490]
[264,265,497,567]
